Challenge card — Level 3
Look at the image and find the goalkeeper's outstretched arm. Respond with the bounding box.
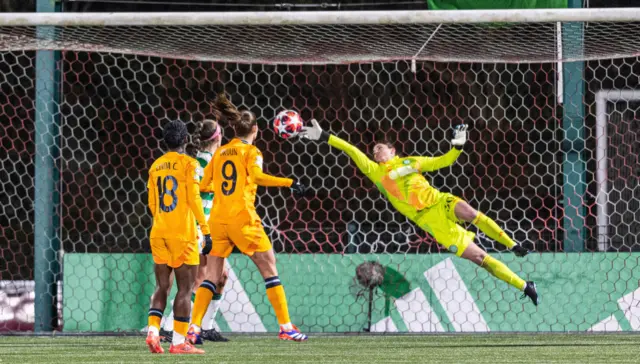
[300,119,377,177]
[415,149,462,172]
[415,124,468,172]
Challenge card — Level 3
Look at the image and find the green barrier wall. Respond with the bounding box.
[63,253,640,333]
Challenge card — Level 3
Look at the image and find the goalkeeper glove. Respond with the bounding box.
[201,234,212,255]
[299,119,330,142]
[290,180,308,198]
[451,124,468,149]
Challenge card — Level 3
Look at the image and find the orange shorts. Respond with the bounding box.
[150,238,199,268]
[209,220,272,258]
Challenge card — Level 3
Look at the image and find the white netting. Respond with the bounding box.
[1,10,639,333]
[1,10,640,63]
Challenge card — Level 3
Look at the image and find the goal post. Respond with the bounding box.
[1,9,640,334]
[32,0,62,333]
[594,89,640,253]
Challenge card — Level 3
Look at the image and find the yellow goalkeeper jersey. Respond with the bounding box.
[328,135,462,222]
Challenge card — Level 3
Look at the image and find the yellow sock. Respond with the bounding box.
[148,308,162,332]
[174,317,189,337]
[265,276,291,326]
[191,280,216,328]
[473,213,516,248]
[481,255,526,291]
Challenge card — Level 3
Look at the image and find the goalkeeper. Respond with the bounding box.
[300,121,538,305]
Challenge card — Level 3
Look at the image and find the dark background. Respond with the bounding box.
[1,1,639,281]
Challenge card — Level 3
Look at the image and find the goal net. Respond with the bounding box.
[1,10,639,334]
[2,10,640,63]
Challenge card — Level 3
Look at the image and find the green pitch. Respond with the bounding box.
[2,334,640,363]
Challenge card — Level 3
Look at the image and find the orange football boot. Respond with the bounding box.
[169,342,205,354]
[146,332,165,354]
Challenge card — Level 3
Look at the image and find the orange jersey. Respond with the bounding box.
[147,151,210,240]
[200,138,292,224]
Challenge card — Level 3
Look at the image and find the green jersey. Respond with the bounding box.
[328,135,461,223]
[195,150,214,222]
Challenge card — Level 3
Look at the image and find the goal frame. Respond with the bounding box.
[595,89,640,252]
[1,9,640,26]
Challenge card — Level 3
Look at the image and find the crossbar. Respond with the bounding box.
[1,9,640,27]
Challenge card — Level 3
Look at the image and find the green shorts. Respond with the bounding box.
[413,193,475,257]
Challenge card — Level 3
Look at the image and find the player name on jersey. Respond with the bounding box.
[220,148,238,156]
[155,161,179,171]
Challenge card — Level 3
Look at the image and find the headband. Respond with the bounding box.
[204,123,221,141]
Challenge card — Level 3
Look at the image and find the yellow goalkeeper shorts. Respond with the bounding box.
[414,193,475,257]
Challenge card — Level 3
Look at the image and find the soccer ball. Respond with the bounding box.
[273,110,304,139]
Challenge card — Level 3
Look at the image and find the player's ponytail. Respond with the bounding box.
[235,110,256,137]
[185,121,202,158]
[211,92,256,137]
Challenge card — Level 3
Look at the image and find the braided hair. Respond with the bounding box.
[187,108,222,158]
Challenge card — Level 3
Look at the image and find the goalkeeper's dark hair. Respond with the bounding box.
[163,120,189,150]
[374,137,396,151]
[211,92,256,137]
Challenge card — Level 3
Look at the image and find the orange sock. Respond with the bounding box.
[191,280,216,328]
[174,316,189,337]
[265,276,291,326]
[148,308,162,334]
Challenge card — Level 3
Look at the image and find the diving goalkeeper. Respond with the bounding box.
[299,121,538,305]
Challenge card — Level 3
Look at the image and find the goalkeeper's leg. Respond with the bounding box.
[461,243,525,290]
[416,198,538,305]
[454,200,528,256]
[460,243,538,305]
